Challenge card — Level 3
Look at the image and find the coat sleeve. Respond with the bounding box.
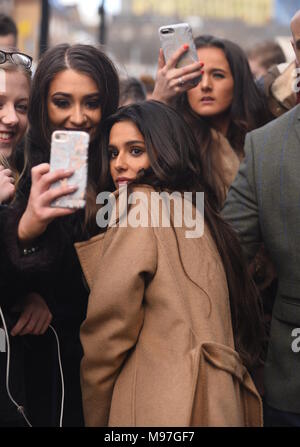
[79,218,157,427]
[222,132,262,261]
[1,202,69,275]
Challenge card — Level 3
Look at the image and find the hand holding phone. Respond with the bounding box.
[18,163,78,245]
[49,130,89,209]
[152,23,203,105]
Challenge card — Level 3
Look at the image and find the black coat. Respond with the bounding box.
[0,205,28,425]
[0,175,91,426]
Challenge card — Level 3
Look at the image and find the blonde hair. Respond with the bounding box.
[0,59,31,189]
[0,58,32,85]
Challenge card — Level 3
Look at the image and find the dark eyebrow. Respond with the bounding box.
[125,140,145,145]
[108,140,145,147]
[84,93,101,99]
[51,92,100,98]
[51,92,71,97]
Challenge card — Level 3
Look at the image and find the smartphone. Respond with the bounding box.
[159,23,199,69]
[49,130,89,209]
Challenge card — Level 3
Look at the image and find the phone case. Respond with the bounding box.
[49,130,89,209]
[159,23,199,68]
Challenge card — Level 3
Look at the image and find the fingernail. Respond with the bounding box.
[183,44,189,50]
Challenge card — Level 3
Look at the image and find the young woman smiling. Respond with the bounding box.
[1,43,119,426]
[0,53,30,202]
[47,69,102,142]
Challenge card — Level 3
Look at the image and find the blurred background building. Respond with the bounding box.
[0,0,299,75]
[0,0,97,60]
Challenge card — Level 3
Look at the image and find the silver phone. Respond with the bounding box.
[159,22,199,68]
[49,130,89,209]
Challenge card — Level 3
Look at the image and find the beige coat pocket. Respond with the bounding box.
[189,342,263,427]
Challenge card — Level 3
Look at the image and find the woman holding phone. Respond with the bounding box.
[75,100,265,426]
[153,34,270,208]
[1,43,119,426]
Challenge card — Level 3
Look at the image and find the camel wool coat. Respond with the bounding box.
[75,186,262,427]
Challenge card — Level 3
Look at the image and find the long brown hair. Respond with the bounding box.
[19,43,119,234]
[176,35,271,208]
[99,101,265,369]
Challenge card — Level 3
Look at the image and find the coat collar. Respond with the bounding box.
[75,233,105,289]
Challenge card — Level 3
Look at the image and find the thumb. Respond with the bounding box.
[157,48,166,69]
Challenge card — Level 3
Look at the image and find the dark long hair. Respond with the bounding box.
[98,100,265,369]
[176,35,271,207]
[20,43,119,231]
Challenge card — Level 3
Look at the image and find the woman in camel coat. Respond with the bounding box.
[76,101,265,427]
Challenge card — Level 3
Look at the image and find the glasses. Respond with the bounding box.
[0,50,32,69]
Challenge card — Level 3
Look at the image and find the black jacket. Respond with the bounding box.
[0,174,91,426]
[0,205,27,425]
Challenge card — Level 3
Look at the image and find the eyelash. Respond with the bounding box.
[53,99,69,108]
[109,150,118,159]
[16,104,28,113]
[213,73,225,79]
[53,99,101,109]
[109,147,144,159]
[0,103,28,113]
[131,147,143,156]
[86,101,101,109]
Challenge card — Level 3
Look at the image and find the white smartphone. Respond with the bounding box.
[159,22,199,68]
[49,130,89,209]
